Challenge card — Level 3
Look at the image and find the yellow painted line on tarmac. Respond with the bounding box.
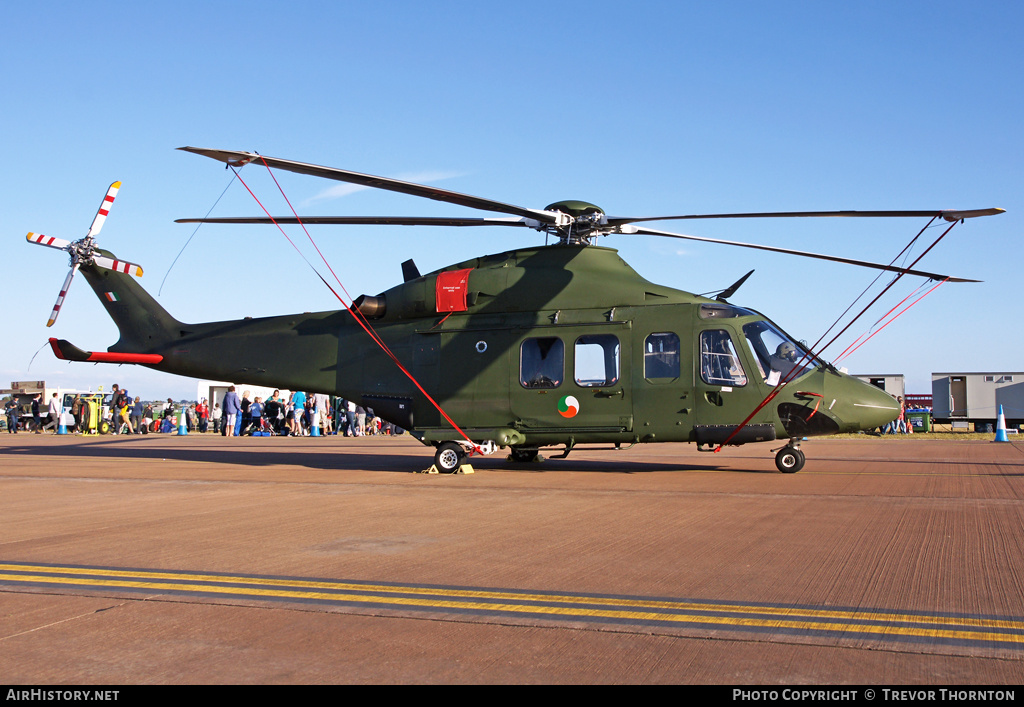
[1,563,1021,647]
[1,563,1019,633]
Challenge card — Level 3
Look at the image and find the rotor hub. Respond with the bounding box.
[68,237,97,266]
[544,200,608,244]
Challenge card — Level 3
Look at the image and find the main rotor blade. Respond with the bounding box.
[174,216,537,228]
[178,147,559,224]
[627,225,980,283]
[47,264,78,328]
[27,232,72,251]
[607,208,1005,227]
[92,255,143,277]
[87,181,121,238]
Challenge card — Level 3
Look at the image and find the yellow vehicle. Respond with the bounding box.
[70,392,110,435]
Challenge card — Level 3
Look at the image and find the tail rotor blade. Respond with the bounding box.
[27,232,73,251]
[86,181,121,238]
[47,265,78,328]
[92,254,143,277]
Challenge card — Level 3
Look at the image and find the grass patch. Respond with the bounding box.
[823,431,1014,441]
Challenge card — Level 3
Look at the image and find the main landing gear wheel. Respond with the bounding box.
[434,442,466,473]
[775,446,805,473]
[507,446,541,463]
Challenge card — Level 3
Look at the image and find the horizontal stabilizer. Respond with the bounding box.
[49,338,163,364]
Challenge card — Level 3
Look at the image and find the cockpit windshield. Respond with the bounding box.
[742,319,821,386]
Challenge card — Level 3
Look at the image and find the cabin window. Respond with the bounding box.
[645,332,680,380]
[575,334,620,387]
[700,330,747,387]
[520,337,564,388]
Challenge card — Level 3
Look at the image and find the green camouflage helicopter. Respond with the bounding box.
[30,147,1004,472]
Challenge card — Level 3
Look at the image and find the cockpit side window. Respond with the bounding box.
[700,330,747,387]
[742,320,817,385]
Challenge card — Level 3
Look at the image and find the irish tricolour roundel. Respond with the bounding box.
[558,395,579,418]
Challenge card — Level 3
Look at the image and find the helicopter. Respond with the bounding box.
[28,147,1004,473]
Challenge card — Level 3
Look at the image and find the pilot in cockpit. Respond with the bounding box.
[769,341,800,379]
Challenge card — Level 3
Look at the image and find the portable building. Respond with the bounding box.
[852,374,905,401]
[931,372,1024,427]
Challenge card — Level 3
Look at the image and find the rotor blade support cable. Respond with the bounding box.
[713,216,961,452]
[160,171,238,296]
[814,218,960,357]
[227,162,385,349]
[249,157,418,357]
[794,216,939,359]
[229,158,482,453]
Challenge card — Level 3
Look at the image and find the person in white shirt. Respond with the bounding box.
[44,393,61,432]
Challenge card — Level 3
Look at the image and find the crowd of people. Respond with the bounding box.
[212,387,398,437]
[4,391,76,434]
[3,383,400,439]
[3,385,159,435]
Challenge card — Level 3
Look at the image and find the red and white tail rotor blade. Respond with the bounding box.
[86,181,121,238]
[28,180,140,328]
[47,264,79,328]
[92,254,143,277]
[26,232,73,252]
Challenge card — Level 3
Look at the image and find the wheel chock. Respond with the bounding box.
[417,464,475,475]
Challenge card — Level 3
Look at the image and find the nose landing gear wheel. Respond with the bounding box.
[434,442,466,473]
[775,447,805,473]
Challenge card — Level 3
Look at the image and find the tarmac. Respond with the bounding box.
[1,432,1023,684]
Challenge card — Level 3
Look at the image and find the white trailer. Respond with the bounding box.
[932,372,1024,428]
[1,380,99,431]
[852,374,905,401]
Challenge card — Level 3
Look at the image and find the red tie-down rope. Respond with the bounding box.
[713,216,961,452]
[830,280,932,364]
[832,277,948,365]
[228,159,483,455]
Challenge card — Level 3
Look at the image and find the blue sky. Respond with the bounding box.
[2,1,1020,400]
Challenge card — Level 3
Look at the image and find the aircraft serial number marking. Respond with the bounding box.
[1,562,1021,649]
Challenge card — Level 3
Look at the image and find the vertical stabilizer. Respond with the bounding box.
[79,249,183,353]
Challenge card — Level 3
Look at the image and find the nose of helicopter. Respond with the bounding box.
[825,374,901,432]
